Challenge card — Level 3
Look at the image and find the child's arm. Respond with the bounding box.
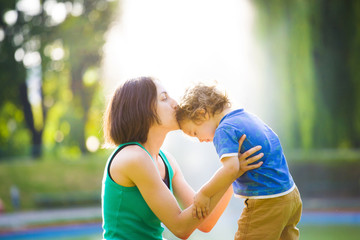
[192,155,241,219]
[193,136,263,219]
[196,185,233,232]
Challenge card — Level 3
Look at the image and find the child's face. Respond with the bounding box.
[180,119,217,142]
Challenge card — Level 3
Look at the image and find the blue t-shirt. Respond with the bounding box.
[213,109,294,198]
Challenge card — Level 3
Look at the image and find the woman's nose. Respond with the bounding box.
[172,100,179,109]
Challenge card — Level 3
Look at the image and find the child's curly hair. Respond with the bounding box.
[176,83,231,125]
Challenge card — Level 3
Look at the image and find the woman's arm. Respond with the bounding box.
[116,148,211,239]
[164,150,234,232]
[164,150,195,210]
[163,135,263,233]
[111,137,263,239]
[197,185,233,232]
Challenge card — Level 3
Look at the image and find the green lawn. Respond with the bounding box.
[0,152,110,211]
[1,152,359,240]
[299,225,360,240]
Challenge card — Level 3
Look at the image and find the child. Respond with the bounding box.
[176,83,302,240]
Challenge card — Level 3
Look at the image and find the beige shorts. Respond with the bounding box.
[235,186,302,240]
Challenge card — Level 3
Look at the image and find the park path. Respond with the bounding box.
[1,198,360,231]
[0,206,101,230]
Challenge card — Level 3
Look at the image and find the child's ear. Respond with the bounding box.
[195,108,208,120]
[198,108,206,115]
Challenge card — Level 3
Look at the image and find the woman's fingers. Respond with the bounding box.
[240,145,262,160]
[244,161,263,171]
[237,134,246,154]
[246,152,264,164]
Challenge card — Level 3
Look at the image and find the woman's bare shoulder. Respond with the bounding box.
[161,150,181,175]
[110,145,151,186]
[112,145,149,166]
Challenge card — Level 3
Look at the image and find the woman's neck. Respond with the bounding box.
[142,126,168,158]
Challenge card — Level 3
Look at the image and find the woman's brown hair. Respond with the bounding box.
[103,76,160,146]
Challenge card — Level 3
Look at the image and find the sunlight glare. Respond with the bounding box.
[16,0,41,16]
[0,28,4,42]
[50,47,65,61]
[86,136,100,152]
[102,0,265,114]
[4,10,18,26]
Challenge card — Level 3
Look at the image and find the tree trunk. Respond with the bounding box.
[19,82,43,158]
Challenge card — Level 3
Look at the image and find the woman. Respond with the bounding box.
[101,76,263,239]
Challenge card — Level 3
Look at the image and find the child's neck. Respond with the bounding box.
[214,107,233,127]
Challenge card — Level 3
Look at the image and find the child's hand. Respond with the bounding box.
[192,191,210,219]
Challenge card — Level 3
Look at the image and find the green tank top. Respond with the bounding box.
[102,142,174,240]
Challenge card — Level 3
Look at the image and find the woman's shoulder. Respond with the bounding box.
[109,145,152,186]
[160,149,175,163]
[160,149,180,174]
[112,145,149,166]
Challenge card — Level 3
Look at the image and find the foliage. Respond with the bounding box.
[0,0,118,158]
[1,0,360,158]
[252,0,360,149]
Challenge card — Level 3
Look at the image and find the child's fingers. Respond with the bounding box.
[192,207,197,219]
[197,207,203,219]
[206,207,210,217]
[202,207,207,217]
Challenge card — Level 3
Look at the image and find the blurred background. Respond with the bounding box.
[0,0,360,239]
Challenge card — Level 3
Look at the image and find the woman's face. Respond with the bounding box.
[155,81,180,131]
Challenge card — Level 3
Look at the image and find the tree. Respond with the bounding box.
[311,0,360,148]
[252,0,360,149]
[56,0,118,153]
[0,0,118,158]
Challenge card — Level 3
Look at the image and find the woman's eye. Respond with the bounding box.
[161,94,167,101]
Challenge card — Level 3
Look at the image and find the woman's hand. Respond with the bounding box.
[237,134,263,177]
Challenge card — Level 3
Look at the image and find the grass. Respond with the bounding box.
[286,148,360,163]
[1,150,359,240]
[0,151,111,211]
[1,148,359,211]
[299,225,360,240]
